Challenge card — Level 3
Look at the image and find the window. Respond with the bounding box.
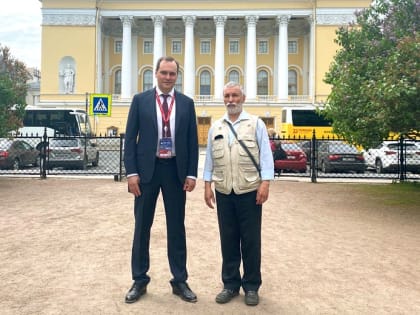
[288,40,298,54]
[115,40,122,54]
[200,70,211,95]
[143,70,153,91]
[175,71,183,92]
[172,40,182,54]
[114,69,121,94]
[229,39,239,54]
[200,40,211,54]
[228,70,240,83]
[143,40,153,54]
[257,70,268,95]
[288,70,297,95]
[258,40,268,54]
[291,110,332,127]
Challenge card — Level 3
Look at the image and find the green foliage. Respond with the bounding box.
[324,0,419,148]
[0,44,31,137]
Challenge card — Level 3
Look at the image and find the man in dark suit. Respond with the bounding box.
[124,56,199,304]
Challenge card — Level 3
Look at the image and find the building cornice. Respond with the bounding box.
[316,8,358,25]
[42,9,97,26]
[42,7,358,27]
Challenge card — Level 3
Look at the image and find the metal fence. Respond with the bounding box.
[270,133,420,182]
[1,130,419,182]
[0,132,125,180]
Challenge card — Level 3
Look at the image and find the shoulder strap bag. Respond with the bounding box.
[224,119,261,176]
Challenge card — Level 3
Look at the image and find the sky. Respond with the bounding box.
[0,0,42,69]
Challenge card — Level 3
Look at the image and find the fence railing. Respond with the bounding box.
[2,129,419,182]
[270,131,419,182]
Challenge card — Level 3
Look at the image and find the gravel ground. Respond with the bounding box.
[1,177,419,315]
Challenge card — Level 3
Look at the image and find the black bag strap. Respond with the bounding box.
[224,119,261,175]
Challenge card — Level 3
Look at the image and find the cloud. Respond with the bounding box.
[0,0,42,69]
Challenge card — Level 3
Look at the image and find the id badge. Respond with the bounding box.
[159,137,173,158]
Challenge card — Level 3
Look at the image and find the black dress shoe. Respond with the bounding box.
[125,283,147,304]
[171,282,197,303]
[244,290,259,306]
[215,288,239,304]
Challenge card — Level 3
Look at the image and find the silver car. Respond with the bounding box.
[47,138,99,170]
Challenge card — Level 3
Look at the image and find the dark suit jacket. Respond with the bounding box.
[124,88,199,184]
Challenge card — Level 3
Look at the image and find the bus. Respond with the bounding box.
[279,106,336,140]
[19,106,93,137]
[16,106,93,149]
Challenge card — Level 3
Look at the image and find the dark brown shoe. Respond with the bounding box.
[215,289,239,304]
[245,290,259,306]
[171,282,197,303]
[125,283,147,304]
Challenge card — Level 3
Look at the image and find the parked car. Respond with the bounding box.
[47,137,99,170]
[317,141,366,173]
[297,140,325,162]
[363,141,420,174]
[0,138,40,170]
[272,141,307,174]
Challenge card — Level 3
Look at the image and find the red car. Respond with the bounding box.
[272,141,307,174]
[0,138,40,170]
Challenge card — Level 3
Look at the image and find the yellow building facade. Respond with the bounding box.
[39,0,371,144]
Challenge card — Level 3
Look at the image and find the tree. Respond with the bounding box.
[323,0,419,148]
[0,44,32,137]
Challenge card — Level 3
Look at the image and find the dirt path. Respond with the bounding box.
[1,177,419,314]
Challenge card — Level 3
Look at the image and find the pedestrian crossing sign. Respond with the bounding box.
[90,94,112,116]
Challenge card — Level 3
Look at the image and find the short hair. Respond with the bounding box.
[223,81,245,96]
[155,56,179,73]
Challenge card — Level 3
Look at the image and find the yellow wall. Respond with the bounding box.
[315,25,340,101]
[99,1,312,11]
[41,25,96,101]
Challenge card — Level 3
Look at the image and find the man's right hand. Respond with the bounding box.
[127,175,141,197]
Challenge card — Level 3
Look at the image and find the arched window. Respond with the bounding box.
[200,70,211,95]
[143,70,153,91]
[175,71,183,92]
[228,70,239,83]
[114,69,121,94]
[288,70,297,95]
[257,70,268,95]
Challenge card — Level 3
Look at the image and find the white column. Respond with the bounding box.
[303,33,309,96]
[183,15,196,98]
[307,15,315,100]
[131,36,138,94]
[152,15,165,87]
[120,15,133,99]
[214,16,227,100]
[277,15,290,101]
[245,15,258,100]
[96,16,102,93]
[104,37,110,93]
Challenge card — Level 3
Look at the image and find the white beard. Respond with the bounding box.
[227,103,242,116]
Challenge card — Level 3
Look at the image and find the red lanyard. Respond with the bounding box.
[156,91,175,125]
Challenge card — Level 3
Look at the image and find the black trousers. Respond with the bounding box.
[131,158,188,285]
[215,189,262,292]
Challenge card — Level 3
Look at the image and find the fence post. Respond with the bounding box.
[118,133,124,181]
[311,129,317,183]
[40,127,47,179]
[399,135,406,181]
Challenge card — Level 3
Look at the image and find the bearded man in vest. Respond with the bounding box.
[203,81,274,306]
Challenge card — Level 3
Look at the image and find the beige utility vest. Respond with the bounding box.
[211,116,261,195]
